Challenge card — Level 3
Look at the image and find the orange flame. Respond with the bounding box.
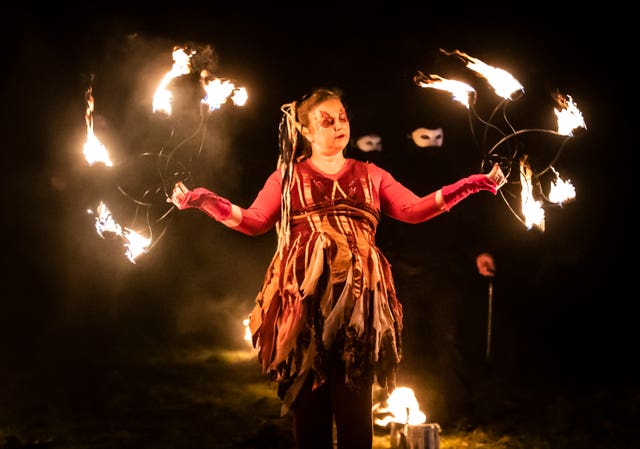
[91,201,150,263]
[152,47,194,115]
[200,70,248,111]
[442,49,524,100]
[414,72,475,108]
[553,92,586,136]
[548,167,576,205]
[519,156,545,231]
[372,387,427,426]
[82,86,113,166]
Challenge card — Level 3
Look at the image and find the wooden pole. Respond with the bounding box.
[486,279,493,361]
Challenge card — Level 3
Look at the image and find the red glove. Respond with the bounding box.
[176,187,232,222]
[441,165,503,211]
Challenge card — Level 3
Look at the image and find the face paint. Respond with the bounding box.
[356,134,382,152]
[313,108,348,130]
[410,127,443,148]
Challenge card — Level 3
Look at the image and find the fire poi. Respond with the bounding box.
[82,45,586,261]
[83,44,247,263]
[414,49,585,231]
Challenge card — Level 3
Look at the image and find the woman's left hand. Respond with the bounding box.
[486,163,507,190]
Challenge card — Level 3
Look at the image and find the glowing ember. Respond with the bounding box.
[82,85,113,166]
[553,92,586,136]
[441,48,524,100]
[519,156,545,231]
[372,387,427,426]
[414,72,475,108]
[152,47,194,115]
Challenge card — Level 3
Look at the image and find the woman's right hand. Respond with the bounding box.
[167,182,233,222]
[167,181,190,209]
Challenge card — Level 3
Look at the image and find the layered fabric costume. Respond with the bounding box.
[250,158,403,412]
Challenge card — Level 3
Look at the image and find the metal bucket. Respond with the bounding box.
[389,422,441,449]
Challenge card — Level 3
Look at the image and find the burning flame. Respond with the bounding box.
[442,49,524,100]
[414,72,475,108]
[553,92,586,136]
[93,201,121,237]
[372,387,427,426]
[82,85,113,166]
[243,318,252,345]
[122,229,152,264]
[200,70,248,111]
[519,156,545,231]
[548,167,576,205]
[152,47,194,115]
[91,201,151,263]
[152,50,248,115]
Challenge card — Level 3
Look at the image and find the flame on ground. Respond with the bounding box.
[372,386,427,426]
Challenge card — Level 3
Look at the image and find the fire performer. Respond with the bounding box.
[168,88,506,449]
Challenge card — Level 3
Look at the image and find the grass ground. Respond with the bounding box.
[1,347,637,449]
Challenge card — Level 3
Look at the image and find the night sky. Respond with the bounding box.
[1,8,632,442]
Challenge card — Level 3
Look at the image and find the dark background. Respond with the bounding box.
[1,8,633,448]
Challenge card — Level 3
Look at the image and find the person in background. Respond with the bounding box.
[168,87,506,449]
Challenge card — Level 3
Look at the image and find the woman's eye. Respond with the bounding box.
[321,118,334,128]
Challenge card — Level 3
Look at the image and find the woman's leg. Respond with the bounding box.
[292,372,334,449]
[331,365,373,449]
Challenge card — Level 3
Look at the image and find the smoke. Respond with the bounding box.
[174,292,253,352]
[0,26,266,372]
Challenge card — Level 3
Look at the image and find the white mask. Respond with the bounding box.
[410,127,443,148]
[356,134,382,152]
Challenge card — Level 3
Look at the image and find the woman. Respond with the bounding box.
[169,88,506,449]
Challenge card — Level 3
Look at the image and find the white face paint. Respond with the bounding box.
[410,127,443,148]
[356,134,382,152]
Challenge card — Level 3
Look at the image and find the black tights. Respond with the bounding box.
[291,364,373,449]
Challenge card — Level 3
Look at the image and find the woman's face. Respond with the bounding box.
[304,98,350,156]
